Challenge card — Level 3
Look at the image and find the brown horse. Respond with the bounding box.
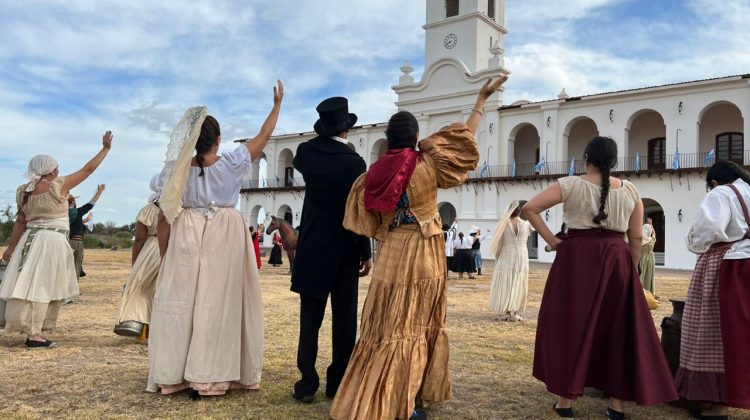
[266,216,298,274]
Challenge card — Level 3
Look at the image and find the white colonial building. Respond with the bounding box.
[240,0,749,270]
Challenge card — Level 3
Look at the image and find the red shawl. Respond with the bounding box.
[365,148,421,212]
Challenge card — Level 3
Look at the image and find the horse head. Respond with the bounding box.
[266,216,280,235]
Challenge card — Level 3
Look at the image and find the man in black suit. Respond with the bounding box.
[291,97,372,403]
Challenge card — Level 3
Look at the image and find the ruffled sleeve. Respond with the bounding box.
[418,123,479,188]
[686,190,732,254]
[136,203,160,228]
[222,145,252,178]
[622,180,641,202]
[47,176,67,203]
[343,174,382,239]
[557,176,577,202]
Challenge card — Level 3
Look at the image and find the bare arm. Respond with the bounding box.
[62,131,113,195]
[465,76,508,134]
[82,213,93,224]
[90,184,106,203]
[131,222,148,266]
[2,211,27,261]
[245,80,284,161]
[523,182,564,250]
[627,199,645,263]
[157,211,171,258]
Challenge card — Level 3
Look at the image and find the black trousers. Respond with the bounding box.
[295,265,358,398]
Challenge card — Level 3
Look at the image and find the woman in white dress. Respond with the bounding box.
[488,201,533,321]
[1,131,114,348]
[114,174,163,338]
[147,81,283,397]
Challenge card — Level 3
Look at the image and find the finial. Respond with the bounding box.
[558,88,569,99]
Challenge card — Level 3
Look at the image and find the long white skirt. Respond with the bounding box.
[147,208,264,395]
[116,236,160,325]
[0,217,78,335]
[488,244,529,314]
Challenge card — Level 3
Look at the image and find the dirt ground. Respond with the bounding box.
[0,249,747,419]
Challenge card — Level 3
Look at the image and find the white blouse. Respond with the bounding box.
[686,179,750,260]
[453,237,473,250]
[181,145,251,208]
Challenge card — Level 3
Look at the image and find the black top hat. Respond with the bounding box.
[314,97,358,137]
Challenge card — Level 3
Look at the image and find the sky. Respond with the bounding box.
[1,0,749,224]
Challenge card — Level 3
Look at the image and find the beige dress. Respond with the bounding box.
[332,124,479,420]
[488,220,533,314]
[115,203,161,326]
[0,177,79,335]
[147,145,263,396]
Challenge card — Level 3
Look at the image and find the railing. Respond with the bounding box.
[242,151,750,191]
[468,151,749,181]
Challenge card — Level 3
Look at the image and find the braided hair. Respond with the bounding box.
[195,115,221,177]
[584,137,618,224]
[705,160,750,190]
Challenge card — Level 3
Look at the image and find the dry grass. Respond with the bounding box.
[0,249,748,419]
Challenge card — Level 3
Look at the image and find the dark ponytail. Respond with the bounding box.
[584,136,618,224]
[196,115,221,177]
[706,160,750,190]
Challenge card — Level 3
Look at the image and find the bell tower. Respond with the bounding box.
[424,0,506,73]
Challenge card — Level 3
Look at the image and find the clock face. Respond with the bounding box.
[444,33,458,49]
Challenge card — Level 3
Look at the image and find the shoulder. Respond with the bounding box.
[620,179,641,199]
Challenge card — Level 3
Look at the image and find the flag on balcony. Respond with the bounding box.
[568,156,575,176]
[672,147,680,171]
[480,160,489,177]
[704,148,715,167]
[275,175,281,187]
[534,156,546,172]
[512,159,517,178]
[635,152,641,173]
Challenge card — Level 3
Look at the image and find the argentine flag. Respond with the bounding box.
[635,152,641,173]
[568,156,575,176]
[534,156,546,172]
[480,160,489,177]
[672,147,680,171]
[275,175,281,187]
[511,159,517,178]
[704,148,716,167]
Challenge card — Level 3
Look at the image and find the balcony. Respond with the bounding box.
[468,151,750,182]
[242,177,306,192]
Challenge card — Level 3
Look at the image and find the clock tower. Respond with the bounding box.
[424,0,507,73]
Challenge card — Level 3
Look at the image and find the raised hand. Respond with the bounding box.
[97,184,106,193]
[102,131,113,149]
[273,80,284,107]
[479,75,509,100]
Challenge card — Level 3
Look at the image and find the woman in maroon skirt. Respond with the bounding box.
[523,137,677,420]
[678,160,750,419]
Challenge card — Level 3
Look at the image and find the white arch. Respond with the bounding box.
[370,138,388,165]
[626,108,665,131]
[438,202,457,226]
[563,116,599,162]
[276,148,294,187]
[698,100,744,122]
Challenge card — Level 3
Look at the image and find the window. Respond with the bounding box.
[648,137,666,170]
[487,0,495,19]
[716,132,744,165]
[446,0,459,17]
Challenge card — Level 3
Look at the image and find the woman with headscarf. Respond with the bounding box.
[0,131,114,348]
[114,173,165,339]
[524,137,677,419]
[638,217,657,294]
[677,161,750,419]
[331,77,506,420]
[488,201,533,322]
[146,81,283,397]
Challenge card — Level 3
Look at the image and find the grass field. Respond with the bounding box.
[0,249,747,419]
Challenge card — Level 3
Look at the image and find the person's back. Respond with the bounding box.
[559,175,639,233]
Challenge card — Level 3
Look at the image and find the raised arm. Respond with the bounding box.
[466,75,508,134]
[245,80,284,161]
[523,182,564,250]
[62,131,113,195]
[90,184,106,204]
[82,213,93,225]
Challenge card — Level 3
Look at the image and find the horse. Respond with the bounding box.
[266,216,298,274]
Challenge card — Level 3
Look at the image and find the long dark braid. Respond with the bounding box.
[584,137,618,224]
[195,115,221,177]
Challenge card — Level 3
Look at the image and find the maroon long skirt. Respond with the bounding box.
[719,258,750,409]
[533,229,678,405]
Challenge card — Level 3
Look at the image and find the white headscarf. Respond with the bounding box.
[24,155,58,192]
[147,171,164,204]
[489,200,520,257]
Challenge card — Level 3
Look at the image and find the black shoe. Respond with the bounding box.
[292,391,314,404]
[695,414,728,420]
[79,270,86,277]
[189,389,201,400]
[553,402,574,418]
[410,409,428,420]
[25,338,57,349]
[606,407,625,420]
